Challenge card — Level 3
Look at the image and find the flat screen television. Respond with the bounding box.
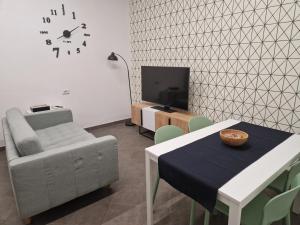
[141,66,190,112]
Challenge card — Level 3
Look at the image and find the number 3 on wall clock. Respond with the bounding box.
[40,3,91,58]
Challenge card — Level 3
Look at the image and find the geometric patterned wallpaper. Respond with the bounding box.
[129,0,300,133]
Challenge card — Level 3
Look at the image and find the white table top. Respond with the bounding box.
[145,119,300,207]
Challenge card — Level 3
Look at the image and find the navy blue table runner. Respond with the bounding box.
[158,122,292,211]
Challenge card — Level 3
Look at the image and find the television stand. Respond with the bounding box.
[131,102,194,135]
[151,106,176,113]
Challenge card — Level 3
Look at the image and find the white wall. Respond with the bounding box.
[0,0,131,147]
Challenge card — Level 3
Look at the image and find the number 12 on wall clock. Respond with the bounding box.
[40,3,91,58]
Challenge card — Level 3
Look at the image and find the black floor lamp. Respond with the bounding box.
[108,52,135,126]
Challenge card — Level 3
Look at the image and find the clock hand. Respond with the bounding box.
[57,34,64,39]
[69,26,80,33]
[57,26,80,39]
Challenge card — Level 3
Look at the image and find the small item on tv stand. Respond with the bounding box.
[30,104,50,112]
[151,105,176,113]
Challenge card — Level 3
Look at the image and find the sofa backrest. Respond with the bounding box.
[6,108,43,156]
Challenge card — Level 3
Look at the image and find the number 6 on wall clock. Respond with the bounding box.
[40,3,91,58]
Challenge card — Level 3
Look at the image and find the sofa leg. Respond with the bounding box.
[22,218,31,225]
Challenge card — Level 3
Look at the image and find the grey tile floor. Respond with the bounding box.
[0,122,299,225]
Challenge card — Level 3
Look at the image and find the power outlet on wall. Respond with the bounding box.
[62,90,71,95]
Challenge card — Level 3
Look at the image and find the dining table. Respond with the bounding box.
[145,119,300,225]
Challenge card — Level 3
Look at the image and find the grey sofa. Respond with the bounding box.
[2,108,118,222]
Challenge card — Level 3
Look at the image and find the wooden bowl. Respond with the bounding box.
[220,129,249,147]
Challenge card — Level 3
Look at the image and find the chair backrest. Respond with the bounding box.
[154,125,184,144]
[261,174,300,225]
[285,160,300,190]
[188,116,213,132]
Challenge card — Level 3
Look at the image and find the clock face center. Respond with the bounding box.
[63,30,71,38]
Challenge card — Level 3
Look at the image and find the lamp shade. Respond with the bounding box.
[107,52,118,61]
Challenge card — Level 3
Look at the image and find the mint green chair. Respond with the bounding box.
[154,125,184,145]
[203,174,300,225]
[188,116,213,132]
[152,125,184,203]
[269,160,300,193]
[188,116,213,225]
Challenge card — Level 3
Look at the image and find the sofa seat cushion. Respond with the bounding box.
[36,122,94,150]
[6,108,43,156]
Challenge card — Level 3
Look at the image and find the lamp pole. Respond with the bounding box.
[108,52,134,126]
[114,53,133,106]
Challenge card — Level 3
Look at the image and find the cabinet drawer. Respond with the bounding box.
[155,112,170,130]
[131,105,142,126]
[170,118,188,133]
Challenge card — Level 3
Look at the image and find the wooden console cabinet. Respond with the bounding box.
[131,102,153,126]
[131,102,194,133]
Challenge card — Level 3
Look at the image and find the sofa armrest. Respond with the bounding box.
[8,135,118,218]
[24,109,73,130]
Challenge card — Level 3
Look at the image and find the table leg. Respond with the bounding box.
[293,192,300,214]
[228,204,241,225]
[146,153,154,225]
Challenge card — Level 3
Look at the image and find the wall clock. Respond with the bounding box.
[40,3,91,58]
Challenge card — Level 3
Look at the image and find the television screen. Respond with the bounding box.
[141,66,190,110]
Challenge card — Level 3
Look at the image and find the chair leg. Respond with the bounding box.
[212,208,219,215]
[189,200,196,225]
[285,214,291,225]
[204,210,210,225]
[22,217,31,225]
[152,173,160,204]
